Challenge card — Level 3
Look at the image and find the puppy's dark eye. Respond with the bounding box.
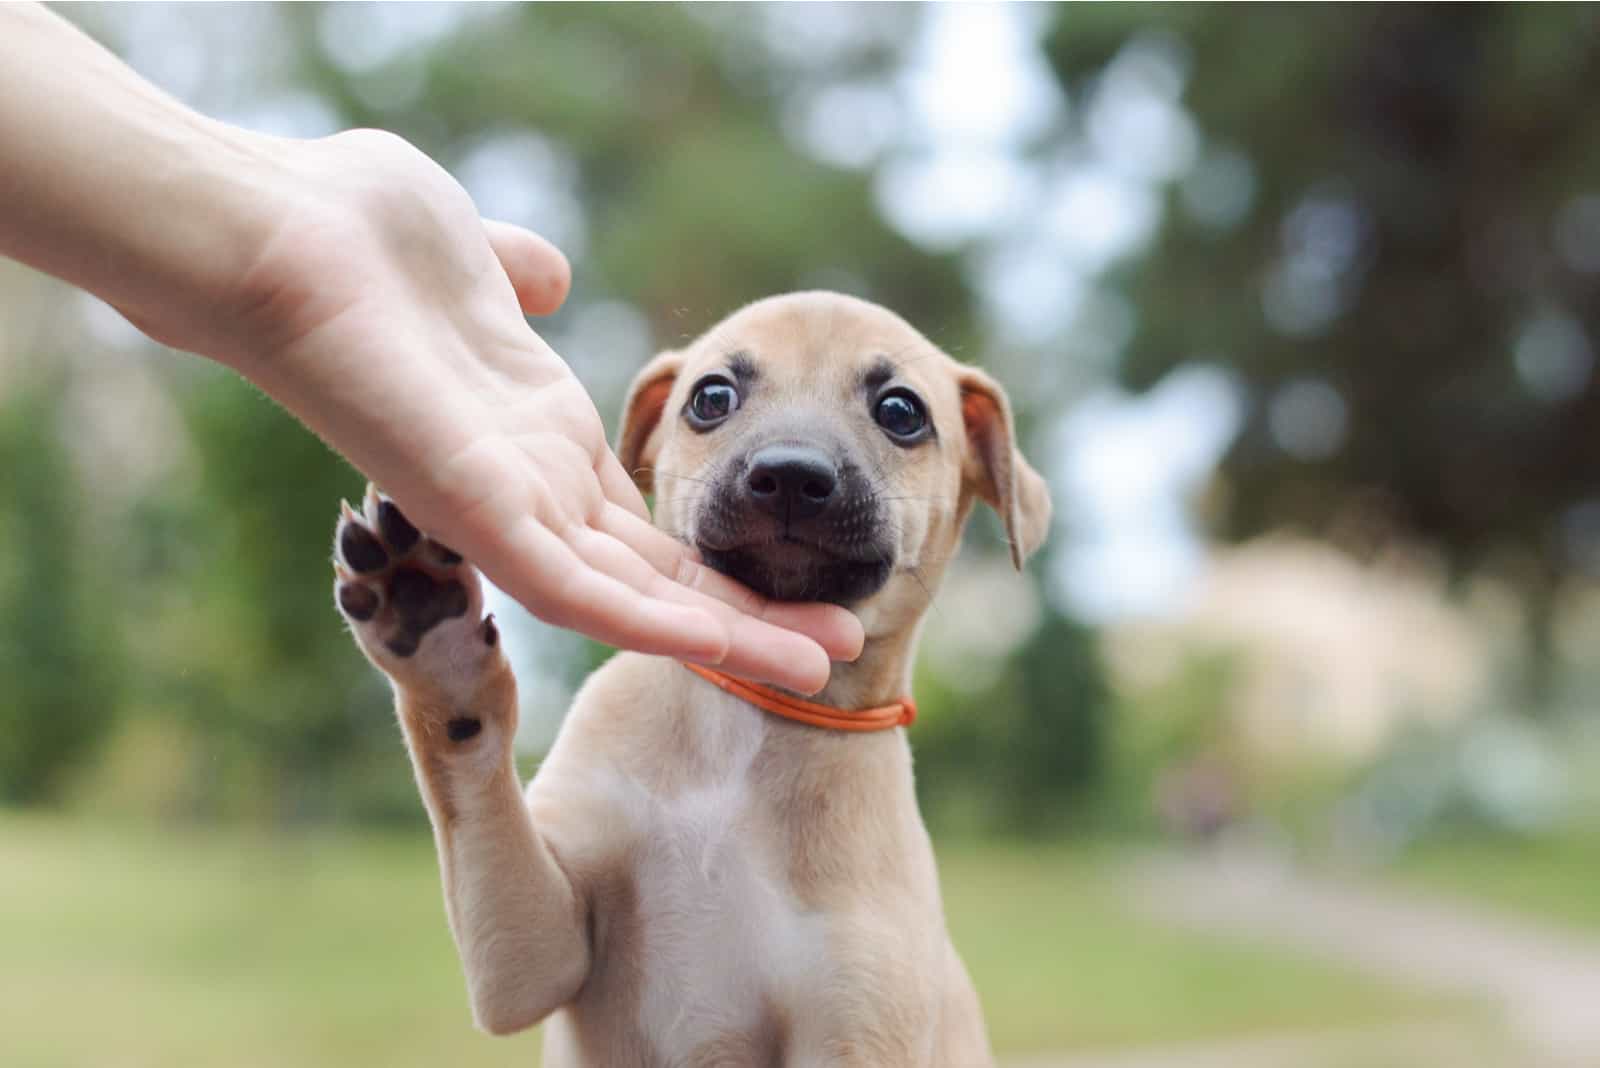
[686,377,740,430]
[874,390,928,442]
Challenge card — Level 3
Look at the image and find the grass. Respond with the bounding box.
[0,816,531,1068]
[0,814,1440,1066]
[1388,829,1600,933]
[939,845,1441,1054]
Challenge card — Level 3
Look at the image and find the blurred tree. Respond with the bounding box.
[282,2,972,353]
[1044,6,1600,674]
[0,374,118,802]
[915,610,1109,838]
[159,370,405,820]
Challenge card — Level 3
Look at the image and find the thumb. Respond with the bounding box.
[483,219,571,316]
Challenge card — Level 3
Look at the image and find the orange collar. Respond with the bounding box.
[683,662,917,733]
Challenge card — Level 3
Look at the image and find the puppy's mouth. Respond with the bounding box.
[687,443,897,605]
[696,535,893,606]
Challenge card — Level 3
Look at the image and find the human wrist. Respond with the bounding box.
[0,4,297,364]
[102,117,301,364]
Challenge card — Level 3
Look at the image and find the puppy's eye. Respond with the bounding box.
[686,376,741,430]
[874,389,928,442]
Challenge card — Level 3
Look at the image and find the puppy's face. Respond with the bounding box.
[620,293,1050,624]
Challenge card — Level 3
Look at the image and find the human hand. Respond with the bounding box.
[193,130,862,693]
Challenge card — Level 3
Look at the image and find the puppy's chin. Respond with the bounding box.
[699,541,892,605]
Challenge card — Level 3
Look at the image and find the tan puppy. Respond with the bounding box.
[332,291,1051,1066]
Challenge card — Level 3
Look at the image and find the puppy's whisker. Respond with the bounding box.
[880,318,965,372]
[857,468,949,508]
[885,347,941,373]
[655,493,708,509]
[906,564,935,609]
[870,539,934,610]
[640,468,715,486]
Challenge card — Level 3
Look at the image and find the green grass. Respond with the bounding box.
[0,814,1438,1066]
[0,815,535,1068]
[1388,830,1600,932]
[938,844,1441,1054]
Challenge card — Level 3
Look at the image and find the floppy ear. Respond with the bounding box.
[617,349,685,496]
[958,367,1052,569]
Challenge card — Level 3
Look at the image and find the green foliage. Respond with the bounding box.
[0,374,118,802]
[915,615,1109,837]
[1097,649,1237,835]
[1044,7,1600,596]
[154,370,408,821]
[289,2,971,351]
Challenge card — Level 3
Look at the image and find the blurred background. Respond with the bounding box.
[4,4,1600,1066]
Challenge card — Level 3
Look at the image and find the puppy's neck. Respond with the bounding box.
[808,625,922,714]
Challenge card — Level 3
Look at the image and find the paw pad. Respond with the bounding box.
[339,522,389,573]
[377,498,421,554]
[446,717,483,742]
[333,486,480,660]
[337,582,380,622]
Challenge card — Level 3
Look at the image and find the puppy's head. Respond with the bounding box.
[619,292,1050,624]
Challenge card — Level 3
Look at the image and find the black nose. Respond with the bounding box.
[745,445,838,522]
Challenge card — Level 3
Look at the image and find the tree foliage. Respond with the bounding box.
[1046,6,1600,596]
[0,375,118,801]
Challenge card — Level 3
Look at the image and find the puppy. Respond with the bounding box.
[332,291,1051,1066]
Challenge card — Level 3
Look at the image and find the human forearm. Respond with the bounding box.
[0,3,279,353]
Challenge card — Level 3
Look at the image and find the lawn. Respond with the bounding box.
[939,845,1441,1054]
[1388,830,1600,933]
[0,814,1437,1066]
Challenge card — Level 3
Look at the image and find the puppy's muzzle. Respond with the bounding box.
[694,435,895,606]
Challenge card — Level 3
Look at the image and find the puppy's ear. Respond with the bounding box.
[958,367,1052,569]
[617,349,685,495]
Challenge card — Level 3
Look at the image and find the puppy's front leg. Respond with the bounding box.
[333,487,588,1035]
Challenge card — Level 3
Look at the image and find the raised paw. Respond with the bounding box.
[332,485,501,682]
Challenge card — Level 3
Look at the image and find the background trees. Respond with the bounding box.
[3,4,1596,832]
[1048,6,1600,630]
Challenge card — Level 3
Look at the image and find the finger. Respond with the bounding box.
[489,515,729,662]
[599,503,864,663]
[596,501,690,577]
[596,448,653,525]
[674,556,865,663]
[483,219,571,316]
[704,628,830,696]
[568,525,833,694]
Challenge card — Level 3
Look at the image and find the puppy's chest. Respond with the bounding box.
[610,709,828,1055]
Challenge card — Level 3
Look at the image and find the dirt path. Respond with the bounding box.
[1121,847,1600,1067]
